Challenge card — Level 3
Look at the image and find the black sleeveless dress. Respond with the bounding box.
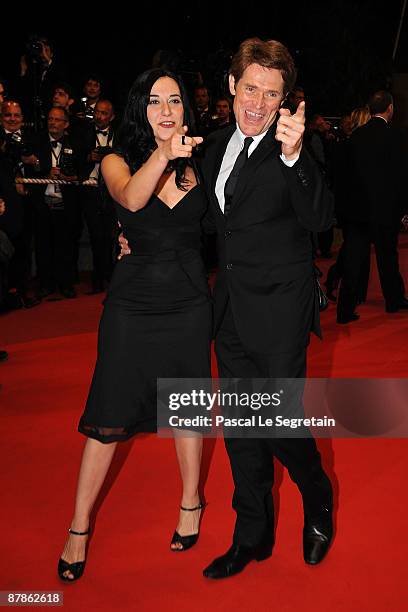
[78,183,212,443]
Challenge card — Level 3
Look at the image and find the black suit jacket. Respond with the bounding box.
[339,117,406,226]
[28,131,84,208]
[0,127,36,177]
[79,123,115,180]
[200,123,334,354]
[0,159,24,239]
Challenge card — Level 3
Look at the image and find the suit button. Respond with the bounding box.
[225,230,232,237]
[226,263,233,270]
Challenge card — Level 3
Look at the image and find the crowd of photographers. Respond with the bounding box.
[0,35,241,325]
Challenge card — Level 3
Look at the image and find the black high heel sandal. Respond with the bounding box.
[170,502,205,552]
[58,527,90,582]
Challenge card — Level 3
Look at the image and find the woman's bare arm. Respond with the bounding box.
[101,149,168,212]
[101,129,202,213]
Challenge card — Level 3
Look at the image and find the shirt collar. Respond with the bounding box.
[235,124,269,148]
[373,114,388,124]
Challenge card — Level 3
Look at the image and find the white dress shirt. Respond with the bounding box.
[45,137,62,198]
[90,129,112,179]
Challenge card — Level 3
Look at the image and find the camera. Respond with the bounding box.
[9,132,33,157]
[59,148,76,177]
[80,98,95,121]
[25,35,45,61]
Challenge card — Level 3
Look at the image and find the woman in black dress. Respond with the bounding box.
[58,69,212,580]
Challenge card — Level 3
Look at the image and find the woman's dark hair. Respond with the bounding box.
[115,68,193,190]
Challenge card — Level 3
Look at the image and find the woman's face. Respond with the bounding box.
[147,77,184,145]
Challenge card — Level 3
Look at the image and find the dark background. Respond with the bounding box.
[1,0,407,116]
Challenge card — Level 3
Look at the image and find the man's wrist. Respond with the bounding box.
[280,152,300,167]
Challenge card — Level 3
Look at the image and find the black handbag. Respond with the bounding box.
[314,265,329,311]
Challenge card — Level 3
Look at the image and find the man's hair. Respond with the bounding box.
[95,99,114,113]
[215,96,232,108]
[1,99,22,113]
[84,73,102,85]
[194,85,209,93]
[53,81,75,100]
[49,106,69,121]
[229,38,297,95]
[368,90,393,115]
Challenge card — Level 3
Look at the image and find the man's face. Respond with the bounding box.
[313,115,330,133]
[215,100,230,119]
[194,88,209,110]
[229,64,285,137]
[293,89,305,108]
[84,79,101,101]
[340,115,352,137]
[1,102,23,132]
[94,101,114,129]
[53,88,74,110]
[48,108,68,139]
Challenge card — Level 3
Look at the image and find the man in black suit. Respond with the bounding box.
[200,38,334,579]
[0,100,40,309]
[79,99,116,293]
[30,106,83,298]
[337,90,408,322]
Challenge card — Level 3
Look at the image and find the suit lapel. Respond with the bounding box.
[231,125,279,212]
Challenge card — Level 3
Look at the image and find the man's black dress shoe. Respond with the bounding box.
[60,288,77,299]
[337,312,360,324]
[303,505,333,565]
[38,287,55,299]
[0,350,8,362]
[86,283,105,295]
[21,294,41,308]
[386,298,408,313]
[203,543,272,579]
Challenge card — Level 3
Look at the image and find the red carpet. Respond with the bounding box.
[1,234,407,611]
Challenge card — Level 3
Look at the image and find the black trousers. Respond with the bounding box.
[34,199,76,290]
[317,227,334,256]
[326,226,370,302]
[81,188,115,286]
[7,196,34,295]
[338,222,405,316]
[215,301,332,548]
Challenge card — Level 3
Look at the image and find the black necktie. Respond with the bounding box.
[224,137,253,216]
[96,129,108,136]
[51,140,60,148]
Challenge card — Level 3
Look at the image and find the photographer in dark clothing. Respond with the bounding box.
[30,107,83,299]
[0,159,23,315]
[18,35,66,131]
[79,99,116,294]
[76,75,103,121]
[0,101,40,309]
